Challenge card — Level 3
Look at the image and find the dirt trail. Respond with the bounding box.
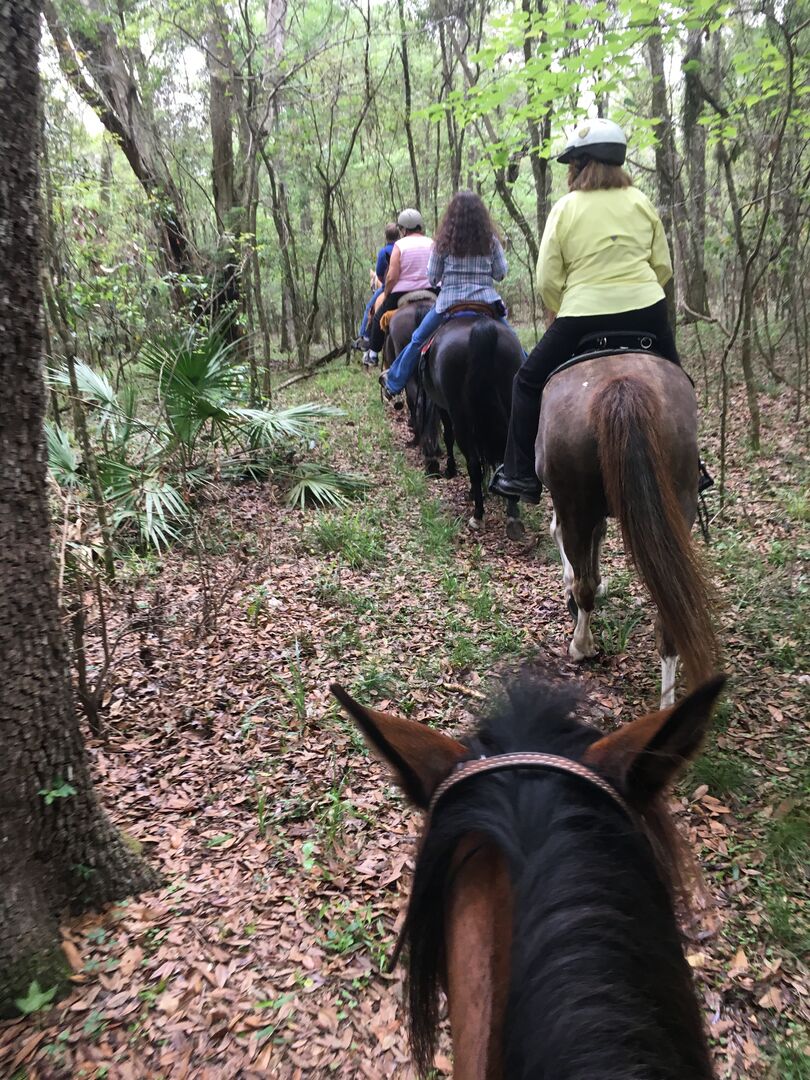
[1,366,807,1078]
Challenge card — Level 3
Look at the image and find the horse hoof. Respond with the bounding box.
[569,640,597,662]
[444,465,457,480]
[425,461,441,478]
[505,519,526,542]
[468,516,484,532]
[393,400,404,412]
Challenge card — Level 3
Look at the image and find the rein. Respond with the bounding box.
[428,752,632,819]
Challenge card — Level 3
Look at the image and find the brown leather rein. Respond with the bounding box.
[428,751,632,819]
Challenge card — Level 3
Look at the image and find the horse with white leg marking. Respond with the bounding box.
[536,352,716,705]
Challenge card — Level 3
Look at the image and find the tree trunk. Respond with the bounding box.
[646,24,692,334]
[0,0,157,1016]
[206,13,247,346]
[521,0,552,239]
[681,28,709,318]
[397,0,421,206]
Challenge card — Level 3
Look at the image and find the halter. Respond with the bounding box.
[428,751,632,819]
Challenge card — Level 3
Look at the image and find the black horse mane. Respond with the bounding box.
[402,675,713,1080]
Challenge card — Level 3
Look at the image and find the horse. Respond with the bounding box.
[418,316,525,539]
[332,672,725,1080]
[536,354,716,707]
[383,301,435,447]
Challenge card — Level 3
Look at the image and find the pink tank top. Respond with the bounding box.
[395,234,434,292]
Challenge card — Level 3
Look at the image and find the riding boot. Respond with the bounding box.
[698,459,714,493]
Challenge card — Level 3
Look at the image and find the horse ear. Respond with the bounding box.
[584,675,727,801]
[331,684,469,809]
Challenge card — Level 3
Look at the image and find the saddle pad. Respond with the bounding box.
[543,347,687,391]
[397,289,437,308]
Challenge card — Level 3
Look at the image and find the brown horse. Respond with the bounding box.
[332,673,725,1079]
[383,302,435,447]
[536,353,716,706]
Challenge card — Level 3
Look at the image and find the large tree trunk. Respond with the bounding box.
[0,0,156,1017]
[206,11,247,345]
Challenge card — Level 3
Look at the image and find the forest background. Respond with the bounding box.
[0,0,808,1075]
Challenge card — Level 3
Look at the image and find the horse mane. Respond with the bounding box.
[402,675,712,1079]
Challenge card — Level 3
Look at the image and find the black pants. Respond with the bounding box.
[369,289,438,351]
[503,299,680,479]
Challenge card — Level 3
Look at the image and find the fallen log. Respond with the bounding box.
[275,344,348,390]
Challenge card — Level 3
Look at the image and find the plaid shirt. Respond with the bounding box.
[429,237,508,313]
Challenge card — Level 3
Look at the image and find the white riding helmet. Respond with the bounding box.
[557,118,627,166]
[397,207,424,230]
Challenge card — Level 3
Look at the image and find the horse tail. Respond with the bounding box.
[591,377,717,688]
[466,317,505,466]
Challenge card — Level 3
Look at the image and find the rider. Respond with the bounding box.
[366,208,434,367]
[491,118,683,503]
[380,190,511,398]
[357,222,400,365]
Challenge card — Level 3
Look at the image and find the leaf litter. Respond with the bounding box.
[0,368,807,1078]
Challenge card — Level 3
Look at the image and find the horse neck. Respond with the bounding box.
[501,809,714,1080]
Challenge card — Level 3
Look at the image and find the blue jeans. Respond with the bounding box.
[360,286,384,338]
[385,308,446,392]
[386,310,519,393]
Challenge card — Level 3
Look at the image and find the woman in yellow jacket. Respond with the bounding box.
[491,118,681,502]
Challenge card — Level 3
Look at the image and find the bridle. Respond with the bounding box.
[428,752,632,819]
[387,751,632,972]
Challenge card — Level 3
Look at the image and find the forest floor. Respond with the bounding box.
[1,361,808,1080]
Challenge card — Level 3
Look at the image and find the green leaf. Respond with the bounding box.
[285,463,369,510]
[14,981,59,1015]
[205,834,234,848]
[38,780,78,805]
[45,422,81,488]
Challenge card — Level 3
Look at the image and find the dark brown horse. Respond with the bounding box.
[333,673,725,1079]
[383,302,434,447]
[419,317,525,538]
[536,354,716,706]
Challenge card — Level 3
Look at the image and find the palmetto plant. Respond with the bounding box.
[47,324,367,553]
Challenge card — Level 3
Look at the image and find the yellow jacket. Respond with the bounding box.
[536,186,673,317]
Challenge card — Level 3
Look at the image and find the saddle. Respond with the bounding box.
[380,291,437,334]
[419,300,506,356]
[544,330,682,389]
[444,300,504,320]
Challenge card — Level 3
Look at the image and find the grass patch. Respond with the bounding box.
[775,486,809,523]
[418,499,460,561]
[685,748,755,798]
[761,885,810,956]
[769,1031,810,1079]
[305,512,384,569]
[764,802,810,875]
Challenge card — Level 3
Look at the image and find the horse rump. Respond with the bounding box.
[465,316,513,468]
